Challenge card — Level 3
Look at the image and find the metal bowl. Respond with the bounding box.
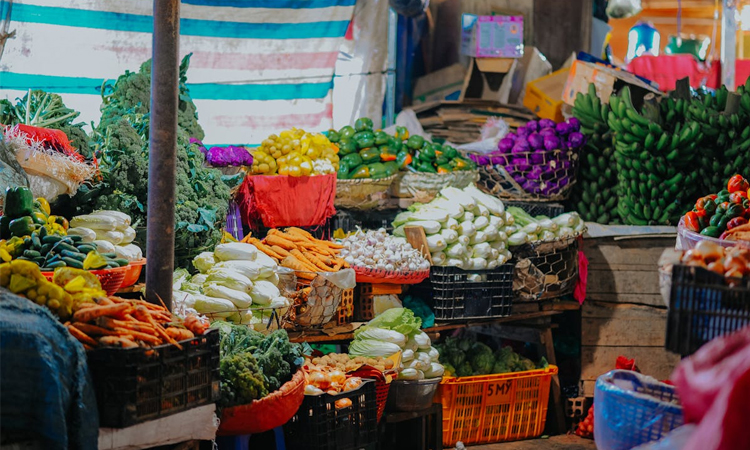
[385,378,442,412]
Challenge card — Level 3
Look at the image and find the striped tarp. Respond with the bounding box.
[0,0,356,146]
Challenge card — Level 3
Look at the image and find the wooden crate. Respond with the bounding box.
[579,235,680,397]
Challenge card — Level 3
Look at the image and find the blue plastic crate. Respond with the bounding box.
[594,370,683,450]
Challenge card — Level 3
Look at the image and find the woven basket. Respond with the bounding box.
[476,164,577,202]
[335,175,397,210]
[389,170,479,203]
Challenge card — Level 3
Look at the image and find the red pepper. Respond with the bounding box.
[730,191,748,204]
[726,217,748,230]
[684,211,701,232]
[695,196,717,211]
[709,194,718,200]
[727,174,749,193]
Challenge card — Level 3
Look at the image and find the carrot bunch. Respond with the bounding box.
[65,297,204,350]
[241,227,348,280]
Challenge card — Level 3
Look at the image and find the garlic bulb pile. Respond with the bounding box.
[340,228,430,272]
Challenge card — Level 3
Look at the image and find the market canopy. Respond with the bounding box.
[0,0,356,146]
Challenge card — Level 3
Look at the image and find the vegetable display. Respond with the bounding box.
[331,118,475,179]
[569,83,619,223]
[213,322,303,406]
[608,86,701,225]
[305,353,395,374]
[339,228,430,273]
[250,128,339,176]
[434,335,548,377]
[468,118,585,197]
[679,240,750,280]
[348,308,445,380]
[69,210,143,262]
[242,227,348,279]
[505,207,585,246]
[681,174,750,239]
[174,242,290,326]
[198,143,253,168]
[393,185,512,269]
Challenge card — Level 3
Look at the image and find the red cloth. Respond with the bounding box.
[627,55,720,91]
[672,326,750,450]
[574,237,588,304]
[236,174,336,229]
[9,124,85,162]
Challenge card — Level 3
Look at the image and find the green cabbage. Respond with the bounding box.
[348,339,402,358]
[364,307,422,336]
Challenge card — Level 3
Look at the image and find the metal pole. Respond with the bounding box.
[385,7,397,127]
[146,0,180,309]
[720,0,736,90]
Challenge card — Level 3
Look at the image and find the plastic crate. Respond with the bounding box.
[505,201,565,218]
[285,379,378,450]
[437,366,557,446]
[594,370,683,450]
[355,283,403,321]
[522,67,568,123]
[666,264,750,356]
[86,328,220,428]
[335,288,354,326]
[427,264,514,321]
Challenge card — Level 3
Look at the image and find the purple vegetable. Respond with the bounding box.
[526,120,539,132]
[540,180,559,196]
[506,132,518,142]
[206,145,253,167]
[511,140,530,154]
[568,131,586,148]
[490,155,509,166]
[522,180,542,194]
[528,133,544,150]
[511,157,532,172]
[498,137,515,153]
[526,166,543,180]
[539,127,557,137]
[517,126,530,137]
[513,174,527,185]
[568,117,581,132]
[543,135,561,151]
[540,167,557,180]
[471,154,490,165]
[555,122,572,136]
[538,119,556,130]
[529,152,546,165]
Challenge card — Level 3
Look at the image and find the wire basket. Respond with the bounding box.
[504,201,565,218]
[474,148,579,201]
[289,273,352,329]
[512,236,580,301]
[594,370,683,450]
[666,264,750,356]
[335,175,397,210]
[42,266,128,297]
[389,170,479,203]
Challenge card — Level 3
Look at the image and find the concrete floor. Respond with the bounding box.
[457,434,596,450]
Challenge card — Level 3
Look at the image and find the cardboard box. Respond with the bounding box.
[523,67,569,122]
[562,60,662,108]
[461,14,524,58]
[413,64,466,105]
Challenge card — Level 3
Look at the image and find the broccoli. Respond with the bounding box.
[219,353,268,407]
[252,330,303,391]
[470,342,495,375]
[456,361,474,377]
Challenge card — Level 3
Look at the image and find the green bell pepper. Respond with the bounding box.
[354,117,374,132]
[396,150,413,169]
[406,135,425,150]
[388,136,403,153]
[0,216,10,239]
[338,138,357,156]
[368,162,388,179]
[383,161,399,176]
[444,146,458,159]
[710,213,724,228]
[716,189,731,204]
[9,216,34,238]
[359,148,381,164]
[327,129,340,143]
[417,161,437,173]
[4,187,34,219]
[374,131,390,146]
[379,145,398,162]
[437,164,452,174]
[450,156,476,171]
[419,144,436,161]
[337,162,351,179]
[700,226,723,238]
[353,131,375,149]
[351,165,370,179]
[341,153,363,167]
[339,126,356,140]
[726,203,745,219]
[395,126,409,140]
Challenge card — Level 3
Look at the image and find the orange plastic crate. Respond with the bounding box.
[437,365,557,447]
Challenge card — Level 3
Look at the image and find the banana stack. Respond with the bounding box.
[608,86,701,225]
[570,84,620,224]
[687,83,750,193]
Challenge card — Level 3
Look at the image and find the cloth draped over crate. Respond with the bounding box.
[0,0,357,146]
[0,291,99,450]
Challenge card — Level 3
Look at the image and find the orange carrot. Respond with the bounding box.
[72,303,130,323]
[248,238,283,260]
[286,227,314,239]
[281,256,317,279]
[73,322,120,336]
[83,343,94,351]
[115,328,161,345]
[165,327,195,341]
[290,249,320,272]
[97,297,115,306]
[133,306,182,349]
[98,317,157,335]
[270,245,292,259]
[305,252,334,271]
[265,234,298,250]
[67,324,98,347]
[99,336,138,348]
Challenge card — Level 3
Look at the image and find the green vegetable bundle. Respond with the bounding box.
[569,84,619,224]
[434,335,547,377]
[332,118,475,180]
[608,86,701,225]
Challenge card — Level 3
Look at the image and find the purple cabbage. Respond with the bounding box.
[526,166,543,180]
[568,131,586,148]
[526,120,539,132]
[528,133,544,150]
[511,157,532,172]
[498,137,515,153]
[517,126,530,137]
[511,140,530,155]
[491,154,509,166]
[555,121,572,136]
[529,152,546,165]
[206,145,253,167]
[506,132,518,142]
[538,119,556,130]
[522,180,542,194]
[471,154,490,165]
[512,174,527,185]
[543,135,560,151]
[568,117,581,132]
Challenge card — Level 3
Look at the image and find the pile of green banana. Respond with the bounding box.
[608,86,701,225]
[687,81,750,193]
[569,84,620,224]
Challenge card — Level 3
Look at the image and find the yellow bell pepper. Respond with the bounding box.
[35,197,51,216]
[83,251,109,270]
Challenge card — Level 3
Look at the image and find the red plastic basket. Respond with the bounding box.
[353,266,430,284]
[42,266,128,296]
[350,366,396,422]
[120,259,146,289]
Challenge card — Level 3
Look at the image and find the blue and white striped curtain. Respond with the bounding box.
[0,0,356,146]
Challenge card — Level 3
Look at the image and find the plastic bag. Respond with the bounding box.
[606,0,642,19]
[0,134,29,204]
[457,117,509,154]
[671,326,750,450]
[630,425,696,450]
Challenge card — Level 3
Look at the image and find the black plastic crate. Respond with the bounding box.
[504,201,565,218]
[285,379,378,450]
[512,238,580,301]
[87,328,220,428]
[421,264,514,321]
[666,264,750,356]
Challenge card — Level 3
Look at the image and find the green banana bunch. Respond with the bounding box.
[609,86,701,226]
[569,83,619,224]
